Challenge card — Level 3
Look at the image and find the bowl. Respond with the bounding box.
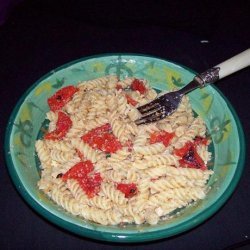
[4,54,245,242]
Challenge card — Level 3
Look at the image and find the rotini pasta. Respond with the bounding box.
[36,75,214,226]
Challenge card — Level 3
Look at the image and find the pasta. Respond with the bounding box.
[35,75,213,226]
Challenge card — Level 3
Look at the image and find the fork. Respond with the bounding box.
[135,49,250,125]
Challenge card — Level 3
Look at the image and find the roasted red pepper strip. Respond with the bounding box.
[174,142,193,157]
[44,111,72,140]
[82,123,111,142]
[79,172,102,198]
[125,94,138,106]
[82,123,122,153]
[174,140,207,170]
[62,161,102,198]
[117,183,138,198]
[48,86,79,111]
[179,145,206,170]
[131,79,147,94]
[150,131,175,147]
[62,161,93,181]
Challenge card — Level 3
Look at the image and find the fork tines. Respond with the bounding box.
[135,97,166,125]
[137,99,162,114]
[135,110,166,125]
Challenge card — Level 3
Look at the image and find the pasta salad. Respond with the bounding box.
[35,75,213,225]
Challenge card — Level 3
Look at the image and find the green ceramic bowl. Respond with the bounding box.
[5,54,245,242]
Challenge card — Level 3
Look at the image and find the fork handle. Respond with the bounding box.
[196,48,250,86]
[215,48,250,79]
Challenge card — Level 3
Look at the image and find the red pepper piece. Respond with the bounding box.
[131,79,147,94]
[44,111,72,140]
[174,141,207,170]
[174,142,193,157]
[117,183,138,198]
[100,133,122,153]
[125,94,138,106]
[179,145,207,170]
[78,172,102,198]
[150,131,175,147]
[62,161,94,181]
[62,161,102,198]
[82,123,111,142]
[82,124,122,153]
[48,86,79,111]
[82,123,111,145]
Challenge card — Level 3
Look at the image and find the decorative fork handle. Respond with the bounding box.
[195,48,250,87]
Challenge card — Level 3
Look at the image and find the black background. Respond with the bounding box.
[0,1,250,249]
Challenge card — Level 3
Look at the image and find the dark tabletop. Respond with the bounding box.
[0,1,250,249]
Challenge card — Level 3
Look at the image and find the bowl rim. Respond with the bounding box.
[4,53,246,242]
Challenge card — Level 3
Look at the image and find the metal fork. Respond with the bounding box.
[135,49,250,125]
